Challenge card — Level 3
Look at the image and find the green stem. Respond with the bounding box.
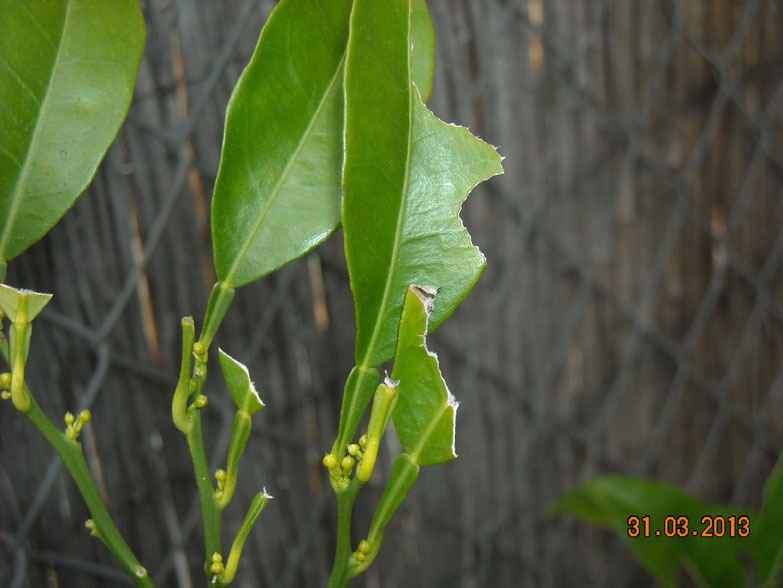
[218,411,251,509]
[351,453,419,578]
[186,409,223,581]
[23,393,155,587]
[326,476,363,588]
[177,283,234,585]
[331,366,379,461]
[220,490,272,585]
[172,317,195,433]
[199,281,235,349]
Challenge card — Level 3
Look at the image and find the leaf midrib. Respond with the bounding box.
[408,395,450,464]
[222,50,347,288]
[358,1,414,370]
[0,2,73,261]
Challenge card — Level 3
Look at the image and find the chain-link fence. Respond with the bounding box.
[2,0,782,586]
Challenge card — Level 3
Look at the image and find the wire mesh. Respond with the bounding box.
[1,0,782,586]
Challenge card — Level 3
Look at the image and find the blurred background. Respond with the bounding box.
[2,0,782,586]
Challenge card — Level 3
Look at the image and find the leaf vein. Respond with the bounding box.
[0,2,73,260]
[223,50,347,286]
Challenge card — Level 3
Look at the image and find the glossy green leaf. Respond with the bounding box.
[0,284,53,322]
[551,476,748,587]
[0,0,145,263]
[752,455,783,584]
[343,0,503,368]
[391,285,457,466]
[218,349,264,415]
[211,0,352,288]
[411,0,435,102]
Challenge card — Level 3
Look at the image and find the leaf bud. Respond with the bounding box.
[0,372,11,389]
[322,453,338,469]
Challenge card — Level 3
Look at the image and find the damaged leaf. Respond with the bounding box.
[211,0,438,289]
[0,284,53,322]
[343,0,503,368]
[391,285,457,466]
[219,349,264,415]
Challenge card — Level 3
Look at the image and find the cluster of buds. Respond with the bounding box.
[0,372,11,400]
[323,434,370,483]
[214,468,227,500]
[353,539,371,563]
[209,552,225,576]
[64,409,92,440]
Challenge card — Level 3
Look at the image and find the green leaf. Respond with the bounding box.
[551,476,748,587]
[752,455,783,584]
[218,349,264,415]
[343,0,503,368]
[411,0,435,102]
[0,0,145,263]
[0,284,53,322]
[211,0,352,288]
[391,285,457,466]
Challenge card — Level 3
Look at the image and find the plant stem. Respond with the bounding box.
[220,490,272,585]
[326,476,363,588]
[22,393,155,587]
[186,409,222,580]
[331,366,378,461]
[177,282,234,585]
[200,281,235,349]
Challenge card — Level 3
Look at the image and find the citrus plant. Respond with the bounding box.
[552,458,783,587]
[0,0,502,586]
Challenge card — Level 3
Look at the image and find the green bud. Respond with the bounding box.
[64,411,75,426]
[209,562,224,574]
[358,539,371,554]
[79,409,91,423]
[209,551,225,575]
[0,372,11,389]
[358,434,367,449]
[354,551,366,563]
[323,453,338,469]
[1,391,10,400]
[194,394,208,408]
[341,456,354,471]
[193,341,206,356]
[347,444,360,456]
